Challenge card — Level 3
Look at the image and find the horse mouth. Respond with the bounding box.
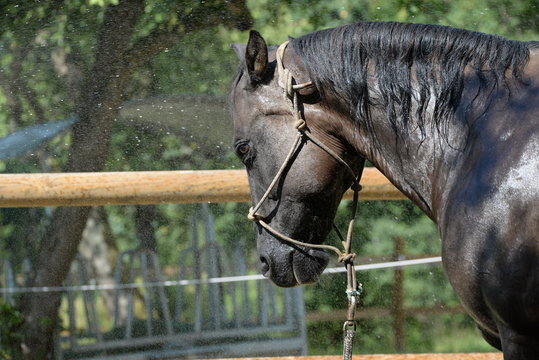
[260,248,329,287]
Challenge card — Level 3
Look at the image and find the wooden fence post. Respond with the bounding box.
[392,236,405,352]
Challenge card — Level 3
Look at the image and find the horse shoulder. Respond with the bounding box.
[438,121,539,343]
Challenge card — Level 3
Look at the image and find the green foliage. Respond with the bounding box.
[0,302,23,359]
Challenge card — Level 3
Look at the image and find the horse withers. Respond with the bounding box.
[230,22,539,359]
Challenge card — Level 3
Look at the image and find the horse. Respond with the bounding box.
[230,21,539,359]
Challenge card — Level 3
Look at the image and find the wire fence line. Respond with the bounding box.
[0,256,441,294]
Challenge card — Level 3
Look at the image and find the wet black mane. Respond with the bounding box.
[292,22,532,140]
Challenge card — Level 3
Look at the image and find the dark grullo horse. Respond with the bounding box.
[230,22,539,358]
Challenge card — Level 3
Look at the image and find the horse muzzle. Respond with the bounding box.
[259,245,329,287]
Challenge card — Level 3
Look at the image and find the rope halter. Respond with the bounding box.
[247,39,365,360]
[247,40,365,272]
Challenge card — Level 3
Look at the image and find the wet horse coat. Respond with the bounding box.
[230,22,539,359]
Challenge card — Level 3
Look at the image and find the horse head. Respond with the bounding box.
[230,31,362,287]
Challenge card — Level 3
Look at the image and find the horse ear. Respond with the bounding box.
[246,30,268,84]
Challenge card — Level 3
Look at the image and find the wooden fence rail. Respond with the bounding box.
[212,354,501,360]
[0,168,405,207]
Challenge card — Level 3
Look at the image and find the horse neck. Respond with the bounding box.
[349,102,469,223]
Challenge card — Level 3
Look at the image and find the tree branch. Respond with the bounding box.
[124,28,183,72]
[123,0,252,72]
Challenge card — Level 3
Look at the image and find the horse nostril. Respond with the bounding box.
[259,256,271,276]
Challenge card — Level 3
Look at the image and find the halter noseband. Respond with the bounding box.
[247,40,365,267]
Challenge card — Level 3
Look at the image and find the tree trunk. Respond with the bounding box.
[20,1,145,358]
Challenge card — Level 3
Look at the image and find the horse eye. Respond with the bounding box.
[237,143,250,155]
[235,141,254,166]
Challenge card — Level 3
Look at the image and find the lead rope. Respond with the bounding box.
[342,164,364,360]
[247,41,364,360]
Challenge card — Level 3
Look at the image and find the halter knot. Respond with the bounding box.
[351,182,362,192]
[338,252,356,264]
[247,208,264,222]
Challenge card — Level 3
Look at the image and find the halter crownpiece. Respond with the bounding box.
[276,40,314,97]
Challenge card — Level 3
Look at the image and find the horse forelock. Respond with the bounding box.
[291,21,531,145]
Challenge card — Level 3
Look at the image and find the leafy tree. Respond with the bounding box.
[0,1,252,358]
